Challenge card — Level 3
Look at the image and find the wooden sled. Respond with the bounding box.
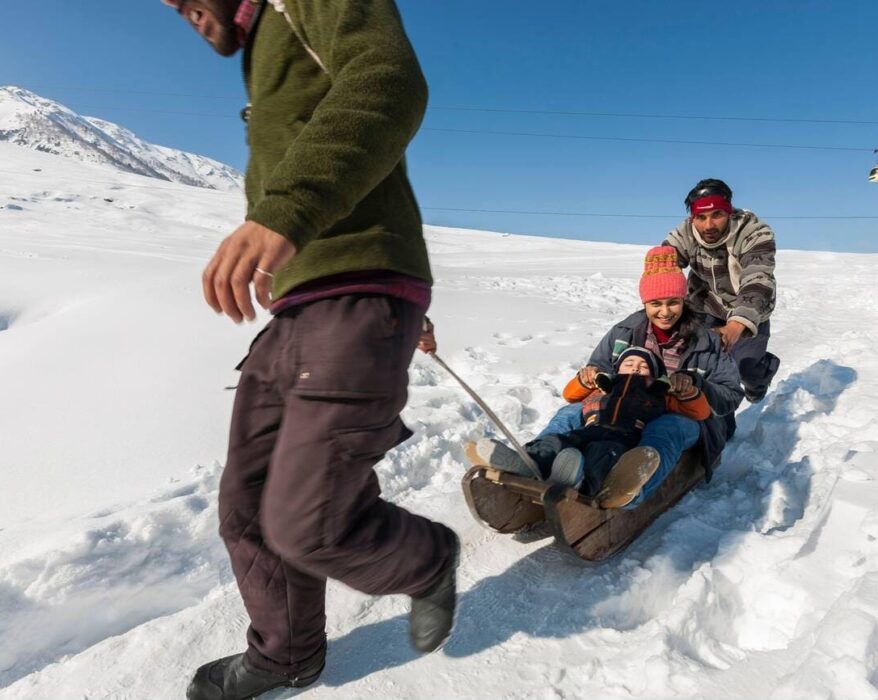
[461,449,705,562]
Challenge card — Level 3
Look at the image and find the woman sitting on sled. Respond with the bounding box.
[465,246,743,508]
[467,344,711,507]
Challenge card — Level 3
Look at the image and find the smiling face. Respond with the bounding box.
[691,208,731,245]
[644,297,684,331]
[176,0,241,56]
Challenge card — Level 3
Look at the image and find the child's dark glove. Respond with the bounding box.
[594,372,614,393]
[669,372,700,399]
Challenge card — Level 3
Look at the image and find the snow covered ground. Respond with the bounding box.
[2,141,878,699]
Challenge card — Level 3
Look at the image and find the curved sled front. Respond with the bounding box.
[462,467,547,534]
[461,449,705,562]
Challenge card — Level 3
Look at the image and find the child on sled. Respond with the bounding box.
[466,345,710,508]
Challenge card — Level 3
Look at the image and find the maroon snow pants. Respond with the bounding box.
[217,294,456,674]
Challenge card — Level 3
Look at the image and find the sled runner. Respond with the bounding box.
[461,449,705,562]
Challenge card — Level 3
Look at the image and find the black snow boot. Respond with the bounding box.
[186,643,325,700]
[409,533,460,653]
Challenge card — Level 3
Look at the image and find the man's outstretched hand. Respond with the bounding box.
[202,221,296,323]
[714,320,747,350]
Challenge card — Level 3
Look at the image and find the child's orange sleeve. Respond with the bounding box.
[665,392,711,420]
[562,375,598,403]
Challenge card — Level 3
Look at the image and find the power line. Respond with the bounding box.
[11,83,878,126]
[10,84,243,101]
[0,168,874,220]
[424,207,677,219]
[7,102,872,153]
[423,127,873,153]
[8,84,874,151]
[433,106,878,127]
[422,206,878,221]
[80,106,239,119]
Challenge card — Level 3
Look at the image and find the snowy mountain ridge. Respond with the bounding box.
[0,86,242,191]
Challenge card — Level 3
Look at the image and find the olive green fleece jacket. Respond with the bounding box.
[243,0,432,297]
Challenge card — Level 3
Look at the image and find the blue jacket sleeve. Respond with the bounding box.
[693,349,744,416]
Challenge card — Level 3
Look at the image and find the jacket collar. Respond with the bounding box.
[624,309,715,354]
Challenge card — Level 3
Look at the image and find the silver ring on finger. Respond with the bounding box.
[254,267,275,279]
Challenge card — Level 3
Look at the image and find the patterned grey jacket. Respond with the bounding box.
[663,209,776,336]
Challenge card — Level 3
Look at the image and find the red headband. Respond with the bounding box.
[690,195,732,215]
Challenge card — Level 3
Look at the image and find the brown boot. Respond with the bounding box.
[595,446,660,509]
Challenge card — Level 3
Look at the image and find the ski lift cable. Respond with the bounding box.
[17,83,878,126]
[423,127,873,153]
[7,102,872,152]
[432,106,878,127]
[1,168,876,219]
[422,207,878,220]
[7,102,870,152]
[7,88,874,152]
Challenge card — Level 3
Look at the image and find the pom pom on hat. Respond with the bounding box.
[639,246,687,303]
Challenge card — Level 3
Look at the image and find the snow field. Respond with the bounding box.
[2,144,878,698]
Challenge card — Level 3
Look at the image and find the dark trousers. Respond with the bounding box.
[527,425,634,496]
[702,315,780,399]
[218,295,456,674]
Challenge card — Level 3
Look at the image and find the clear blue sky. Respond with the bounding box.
[3,1,877,252]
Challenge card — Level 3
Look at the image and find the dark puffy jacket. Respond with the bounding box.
[592,373,668,433]
[587,311,743,477]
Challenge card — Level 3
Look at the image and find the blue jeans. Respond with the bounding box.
[534,402,583,440]
[536,404,700,507]
[627,413,700,508]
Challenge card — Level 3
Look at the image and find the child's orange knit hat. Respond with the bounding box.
[639,246,687,302]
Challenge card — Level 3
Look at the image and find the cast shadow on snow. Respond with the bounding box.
[311,360,856,688]
[719,359,856,534]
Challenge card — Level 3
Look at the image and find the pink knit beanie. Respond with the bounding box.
[639,246,687,302]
